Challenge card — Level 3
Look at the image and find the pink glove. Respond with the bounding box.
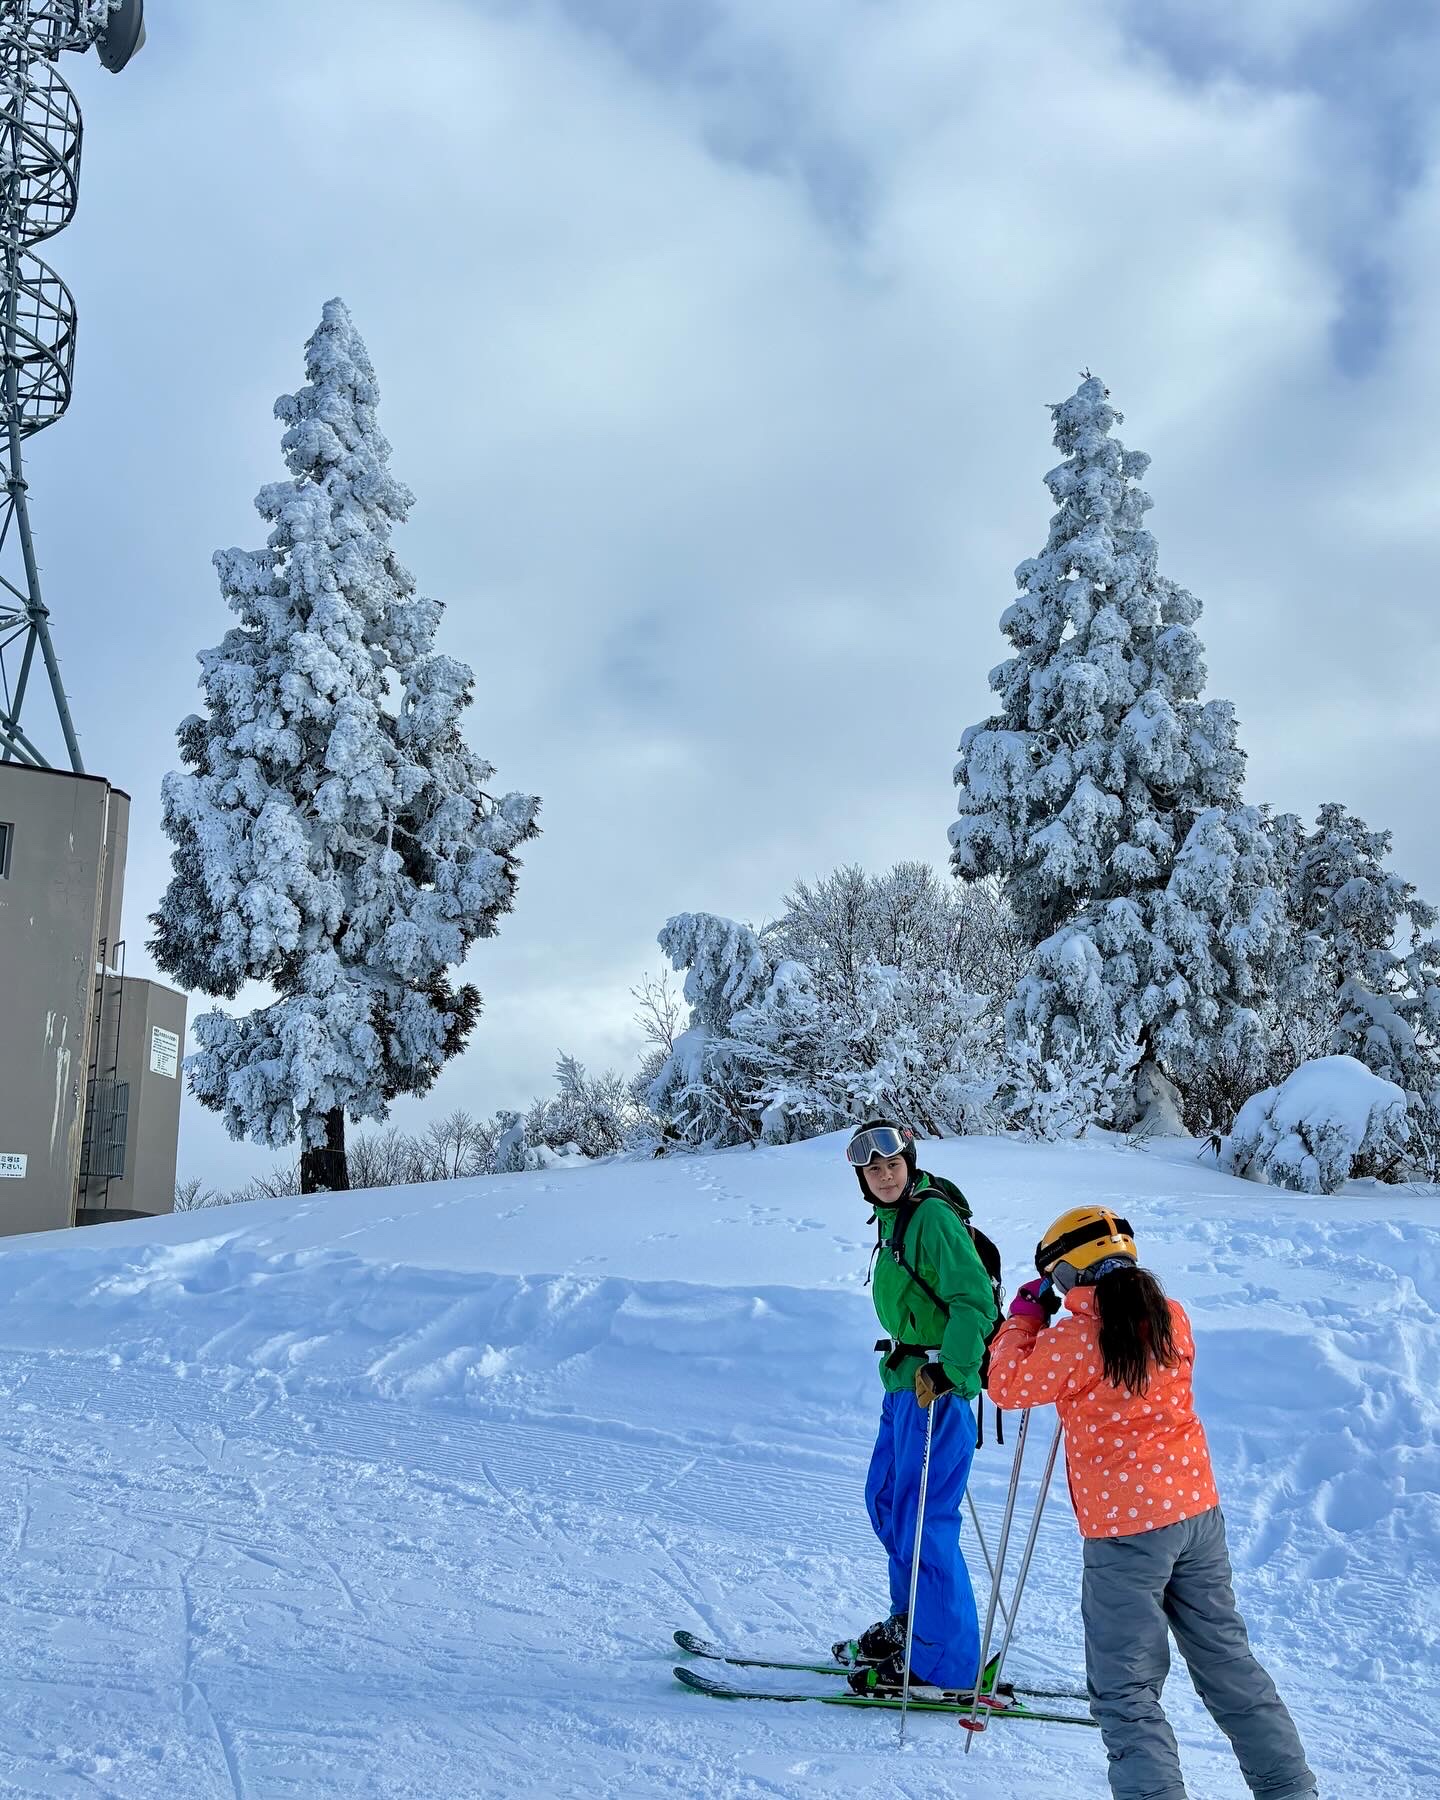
[1009,1279,1058,1324]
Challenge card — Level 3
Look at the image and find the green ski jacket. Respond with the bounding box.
[869,1172,995,1400]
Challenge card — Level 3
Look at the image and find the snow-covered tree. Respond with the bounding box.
[1008,805,1313,1131]
[150,300,540,1191]
[726,959,849,1144]
[524,1054,637,1161]
[999,1024,1142,1141]
[951,375,1302,1127]
[649,913,772,1148]
[769,862,1025,1039]
[1287,804,1440,1173]
[730,957,998,1145]
[952,373,1245,945]
[1291,806,1440,1083]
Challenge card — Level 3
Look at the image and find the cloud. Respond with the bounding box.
[26,0,1437,1182]
[1122,0,1440,371]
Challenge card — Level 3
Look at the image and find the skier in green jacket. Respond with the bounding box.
[834,1118,997,1695]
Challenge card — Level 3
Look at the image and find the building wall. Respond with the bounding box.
[79,976,186,1218]
[0,765,126,1236]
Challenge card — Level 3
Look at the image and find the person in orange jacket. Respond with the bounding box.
[986,1206,1317,1800]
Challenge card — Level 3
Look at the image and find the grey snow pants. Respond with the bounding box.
[1081,1508,1315,1800]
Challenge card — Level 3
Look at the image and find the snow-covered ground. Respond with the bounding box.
[0,1133,1436,1797]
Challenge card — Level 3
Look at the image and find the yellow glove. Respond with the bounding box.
[914,1363,955,1408]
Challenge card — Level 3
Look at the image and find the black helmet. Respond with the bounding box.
[846,1119,917,1195]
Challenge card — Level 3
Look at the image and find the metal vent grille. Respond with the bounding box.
[80,1078,129,1181]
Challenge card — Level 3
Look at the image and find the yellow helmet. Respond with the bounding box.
[1035,1206,1137,1280]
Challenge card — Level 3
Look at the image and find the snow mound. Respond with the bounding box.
[1222,1054,1409,1193]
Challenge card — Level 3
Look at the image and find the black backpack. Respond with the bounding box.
[884,1174,1008,1443]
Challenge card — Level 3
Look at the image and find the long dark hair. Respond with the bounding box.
[1094,1265,1178,1395]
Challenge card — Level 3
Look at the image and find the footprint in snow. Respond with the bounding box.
[1308,1543,1349,1579]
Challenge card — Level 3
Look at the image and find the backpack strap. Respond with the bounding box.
[884,1194,951,1319]
[920,1172,974,1223]
[886,1187,1006,1449]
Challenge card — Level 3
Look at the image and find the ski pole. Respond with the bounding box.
[964,1490,1014,1636]
[964,1407,1030,1751]
[897,1379,938,1747]
[980,1417,1062,1713]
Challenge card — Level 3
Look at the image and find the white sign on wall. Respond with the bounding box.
[0,1153,26,1179]
[150,1026,180,1080]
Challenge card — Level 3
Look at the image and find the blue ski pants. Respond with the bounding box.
[864,1388,979,1690]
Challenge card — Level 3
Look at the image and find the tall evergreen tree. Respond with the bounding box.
[952,375,1293,1125]
[951,373,1245,938]
[151,300,539,1190]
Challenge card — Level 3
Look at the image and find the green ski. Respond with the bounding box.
[673,1663,1098,1728]
[672,1629,1088,1703]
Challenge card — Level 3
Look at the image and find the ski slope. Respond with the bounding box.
[0,1133,1435,1797]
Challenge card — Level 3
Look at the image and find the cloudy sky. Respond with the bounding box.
[24,0,1440,1184]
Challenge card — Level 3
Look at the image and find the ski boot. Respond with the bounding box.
[831,1611,907,1668]
[847,1651,913,1696]
[847,1649,1015,1702]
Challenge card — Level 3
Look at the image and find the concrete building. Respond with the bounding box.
[0,763,184,1236]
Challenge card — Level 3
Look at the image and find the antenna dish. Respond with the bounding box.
[95,0,145,73]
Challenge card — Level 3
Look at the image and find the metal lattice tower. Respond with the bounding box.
[0,0,144,771]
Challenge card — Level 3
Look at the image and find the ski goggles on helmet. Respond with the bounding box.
[845,1124,914,1167]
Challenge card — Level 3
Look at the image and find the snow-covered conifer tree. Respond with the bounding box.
[1290,804,1440,1167]
[952,373,1245,939]
[151,300,539,1190]
[999,1023,1142,1140]
[951,375,1292,1126]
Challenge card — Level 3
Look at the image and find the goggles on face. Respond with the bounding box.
[845,1124,913,1167]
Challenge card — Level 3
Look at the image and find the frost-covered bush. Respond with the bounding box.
[998,1026,1142,1140]
[649,906,1001,1149]
[732,958,998,1144]
[727,959,852,1144]
[649,914,771,1148]
[830,962,998,1138]
[1221,1056,1409,1194]
[523,1054,640,1161]
[769,863,1023,1023]
[150,300,538,1189]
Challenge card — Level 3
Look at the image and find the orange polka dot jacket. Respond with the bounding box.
[985,1286,1220,1539]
